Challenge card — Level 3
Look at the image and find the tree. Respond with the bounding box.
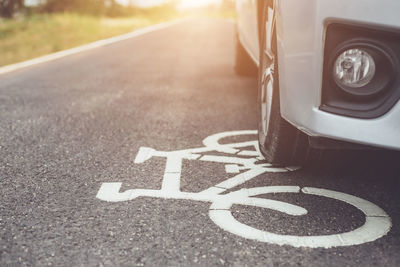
[0,0,24,18]
[42,0,108,16]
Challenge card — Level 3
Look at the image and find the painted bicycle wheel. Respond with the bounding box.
[209,186,391,248]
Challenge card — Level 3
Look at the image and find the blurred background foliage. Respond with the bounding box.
[0,0,24,18]
[0,0,181,18]
[1,0,234,18]
[0,0,235,66]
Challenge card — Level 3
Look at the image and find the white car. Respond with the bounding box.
[235,0,400,165]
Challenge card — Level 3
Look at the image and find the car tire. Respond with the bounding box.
[258,2,310,166]
[234,33,257,76]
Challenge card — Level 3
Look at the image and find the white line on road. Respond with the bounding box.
[0,18,186,76]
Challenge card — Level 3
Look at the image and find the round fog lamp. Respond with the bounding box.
[333,48,376,88]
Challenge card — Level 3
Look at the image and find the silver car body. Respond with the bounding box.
[236,0,400,151]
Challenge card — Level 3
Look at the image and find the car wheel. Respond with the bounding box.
[258,2,310,166]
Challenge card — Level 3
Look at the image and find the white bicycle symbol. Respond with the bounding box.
[96,130,392,248]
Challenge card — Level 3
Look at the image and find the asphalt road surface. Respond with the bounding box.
[1,18,400,266]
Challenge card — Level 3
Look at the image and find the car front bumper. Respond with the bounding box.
[276,0,400,150]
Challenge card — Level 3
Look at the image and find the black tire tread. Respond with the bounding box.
[257,1,310,166]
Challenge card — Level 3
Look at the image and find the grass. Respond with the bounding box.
[0,6,236,67]
[0,10,179,66]
[195,8,236,19]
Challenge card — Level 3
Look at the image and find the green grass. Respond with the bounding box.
[0,5,236,67]
[0,11,179,66]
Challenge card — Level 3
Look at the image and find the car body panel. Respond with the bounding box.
[236,0,259,63]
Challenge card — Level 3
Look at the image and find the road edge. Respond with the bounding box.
[0,18,185,76]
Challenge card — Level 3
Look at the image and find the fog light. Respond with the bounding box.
[333,49,376,88]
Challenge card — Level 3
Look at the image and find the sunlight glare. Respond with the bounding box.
[124,0,221,8]
[179,0,222,9]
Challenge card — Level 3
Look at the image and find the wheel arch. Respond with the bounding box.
[257,0,275,48]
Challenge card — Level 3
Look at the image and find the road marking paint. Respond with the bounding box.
[202,130,257,154]
[210,186,392,248]
[162,172,182,193]
[199,186,226,196]
[237,150,260,157]
[164,154,183,173]
[134,147,155,163]
[211,196,307,216]
[97,130,392,248]
[207,168,268,190]
[302,187,389,217]
[225,164,240,174]
[0,19,185,75]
